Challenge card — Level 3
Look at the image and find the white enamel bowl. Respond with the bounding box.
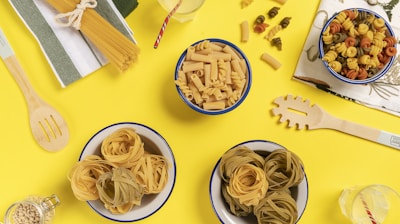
[209,140,308,223]
[79,122,176,222]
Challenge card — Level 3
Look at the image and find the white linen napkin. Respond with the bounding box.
[293,0,400,116]
[9,0,136,87]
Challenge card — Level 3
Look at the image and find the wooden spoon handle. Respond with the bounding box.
[332,119,400,150]
[3,55,44,110]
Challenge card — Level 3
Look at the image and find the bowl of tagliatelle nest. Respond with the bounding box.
[175,38,252,115]
[68,122,176,222]
[319,8,397,84]
[209,140,308,224]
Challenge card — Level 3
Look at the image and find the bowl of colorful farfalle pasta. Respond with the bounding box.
[319,8,397,84]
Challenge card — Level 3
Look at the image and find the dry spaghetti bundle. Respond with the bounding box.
[46,0,139,72]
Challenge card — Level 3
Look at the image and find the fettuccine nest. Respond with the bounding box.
[219,146,304,224]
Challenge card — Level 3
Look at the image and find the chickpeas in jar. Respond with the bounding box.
[3,194,60,224]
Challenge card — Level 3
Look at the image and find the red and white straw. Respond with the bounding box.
[154,0,183,49]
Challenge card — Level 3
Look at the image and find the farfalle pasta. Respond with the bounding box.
[321,8,397,80]
[219,146,305,223]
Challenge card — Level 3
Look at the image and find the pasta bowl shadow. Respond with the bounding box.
[319,8,397,84]
[77,122,176,222]
[209,140,308,224]
[174,38,252,115]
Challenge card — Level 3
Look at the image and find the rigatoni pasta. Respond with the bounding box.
[175,40,250,111]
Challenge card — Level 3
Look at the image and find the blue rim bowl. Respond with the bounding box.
[209,140,308,224]
[175,38,252,115]
[79,122,176,222]
[319,8,396,84]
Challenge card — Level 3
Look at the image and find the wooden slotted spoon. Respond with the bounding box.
[0,29,69,152]
[272,94,400,150]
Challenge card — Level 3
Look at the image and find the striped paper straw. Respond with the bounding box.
[154,0,183,49]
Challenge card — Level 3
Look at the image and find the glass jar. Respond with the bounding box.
[3,194,60,224]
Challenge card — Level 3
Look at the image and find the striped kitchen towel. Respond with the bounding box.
[9,0,137,87]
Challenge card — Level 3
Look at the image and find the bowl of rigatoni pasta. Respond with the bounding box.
[174,38,252,115]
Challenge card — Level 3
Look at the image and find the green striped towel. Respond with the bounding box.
[9,0,138,87]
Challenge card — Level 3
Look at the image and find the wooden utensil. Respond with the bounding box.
[0,29,69,151]
[272,94,400,150]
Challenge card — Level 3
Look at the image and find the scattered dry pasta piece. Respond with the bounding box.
[241,0,253,8]
[241,20,249,42]
[265,25,282,41]
[261,52,281,70]
[272,0,288,5]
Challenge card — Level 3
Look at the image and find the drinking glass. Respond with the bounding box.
[157,0,205,23]
[339,184,400,224]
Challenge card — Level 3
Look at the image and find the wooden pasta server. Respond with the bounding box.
[0,29,69,152]
[272,94,400,150]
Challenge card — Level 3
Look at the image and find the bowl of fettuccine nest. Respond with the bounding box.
[68,122,176,222]
[209,140,308,224]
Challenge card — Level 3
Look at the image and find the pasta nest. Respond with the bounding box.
[219,146,265,183]
[131,153,169,194]
[226,164,269,206]
[68,155,116,201]
[96,167,144,214]
[254,190,298,224]
[263,149,304,191]
[101,128,145,167]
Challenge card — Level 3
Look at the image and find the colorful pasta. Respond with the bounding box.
[321,9,397,80]
[268,7,280,18]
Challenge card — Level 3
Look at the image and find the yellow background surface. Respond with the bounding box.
[1,0,400,223]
